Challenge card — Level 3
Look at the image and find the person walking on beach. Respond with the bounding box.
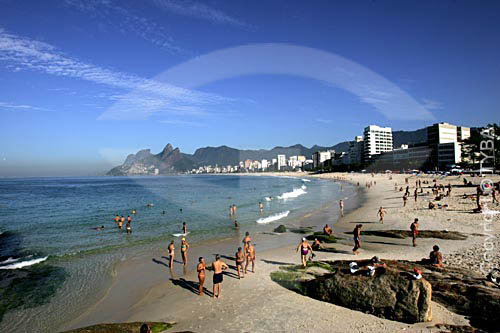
[403,194,408,207]
[339,200,344,216]
[235,247,245,279]
[352,224,362,255]
[410,218,419,247]
[377,206,386,224]
[414,188,418,203]
[245,243,256,273]
[296,238,313,267]
[197,257,206,296]
[181,238,189,265]
[212,255,228,299]
[182,222,187,235]
[168,241,175,268]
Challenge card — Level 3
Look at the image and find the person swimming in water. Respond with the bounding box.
[259,201,263,214]
[119,216,125,230]
[126,219,132,234]
[114,214,119,225]
[183,222,187,234]
[93,225,105,231]
[234,220,239,229]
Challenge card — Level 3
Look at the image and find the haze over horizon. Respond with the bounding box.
[1,0,499,177]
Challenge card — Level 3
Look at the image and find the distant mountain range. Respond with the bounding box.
[106,128,428,175]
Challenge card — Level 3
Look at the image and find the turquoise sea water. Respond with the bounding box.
[0,175,352,331]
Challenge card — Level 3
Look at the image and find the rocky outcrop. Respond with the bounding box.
[63,321,175,333]
[271,260,432,324]
[274,225,287,233]
[107,144,196,176]
[345,230,468,240]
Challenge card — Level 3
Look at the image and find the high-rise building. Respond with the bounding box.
[348,136,364,165]
[363,125,393,160]
[427,122,459,145]
[312,150,334,168]
[277,154,286,170]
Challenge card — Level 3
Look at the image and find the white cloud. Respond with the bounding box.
[159,119,204,127]
[151,0,249,27]
[0,101,53,112]
[421,98,444,110]
[315,118,331,124]
[64,0,182,52]
[0,29,232,120]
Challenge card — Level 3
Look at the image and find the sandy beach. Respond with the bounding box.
[65,172,500,333]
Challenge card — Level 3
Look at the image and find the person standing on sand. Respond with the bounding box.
[410,218,419,247]
[168,241,175,268]
[235,247,245,278]
[339,200,344,216]
[403,194,408,207]
[197,257,206,296]
[245,243,256,273]
[414,188,418,203]
[296,238,313,267]
[181,238,189,265]
[352,224,362,255]
[242,232,251,246]
[212,254,228,299]
[377,206,386,224]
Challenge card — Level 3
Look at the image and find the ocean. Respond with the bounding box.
[0,174,353,331]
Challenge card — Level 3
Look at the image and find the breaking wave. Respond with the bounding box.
[0,256,48,270]
[277,188,307,200]
[256,210,290,224]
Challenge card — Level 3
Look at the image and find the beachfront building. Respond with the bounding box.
[312,150,334,169]
[348,136,364,165]
[426,122,469,169]
[261,159,269,170]
[277,154,286,170]
[363,125,393,160]
[244,159,252,169]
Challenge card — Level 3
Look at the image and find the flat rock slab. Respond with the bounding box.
[344,230,468,240]
[63,322,176,333]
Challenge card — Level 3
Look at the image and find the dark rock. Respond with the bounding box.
[63,322,176,333]
[272,260,432,324]
[306,232,337,243]
[274,225,287,233]
[387,260,500,333]
[346,230,468,240]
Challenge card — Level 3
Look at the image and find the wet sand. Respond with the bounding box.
[64,172,500,332]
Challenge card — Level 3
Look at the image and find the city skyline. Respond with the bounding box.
[1,1,500,176]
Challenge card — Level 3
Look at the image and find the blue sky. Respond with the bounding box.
[0,0,499,176]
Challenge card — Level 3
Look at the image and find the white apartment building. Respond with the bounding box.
[277,154,286,170]
[427,122,471,144]
[363,125,393,160]
[261,159,269,170]
[312,150,334,168]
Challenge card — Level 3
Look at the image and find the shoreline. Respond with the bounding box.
[65,172,499,332]
[62,172,360,331]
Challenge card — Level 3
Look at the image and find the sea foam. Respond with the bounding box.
[256,210,290,224]
[277,188,307,200]
[0,256,48,270]
[301,178,311,182]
